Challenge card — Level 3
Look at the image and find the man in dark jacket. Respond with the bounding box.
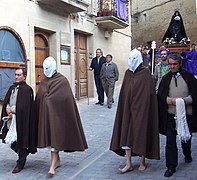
[89,48,106,105]
[0,68,36,174]
[158,53,197,177]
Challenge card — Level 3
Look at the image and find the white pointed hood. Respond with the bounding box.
[128,49,143,72]
[43,56,57,78]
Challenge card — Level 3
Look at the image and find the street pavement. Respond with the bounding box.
[0,86,197,180]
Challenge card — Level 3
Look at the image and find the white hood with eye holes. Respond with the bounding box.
[43,56,57,78]
[128,49,143,72]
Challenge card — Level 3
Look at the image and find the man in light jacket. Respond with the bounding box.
[100,54,119,109]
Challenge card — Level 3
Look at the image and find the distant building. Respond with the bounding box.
[131,0,197,47]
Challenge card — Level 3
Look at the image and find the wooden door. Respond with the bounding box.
[35,31,49,92]
[74,33,88,100]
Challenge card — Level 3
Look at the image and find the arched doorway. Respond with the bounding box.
[34,30,49,92]
[0,26,26,101]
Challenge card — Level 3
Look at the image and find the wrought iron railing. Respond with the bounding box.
[97,0,129,22]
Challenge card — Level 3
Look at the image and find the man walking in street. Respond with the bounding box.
[89,48,106,105]
[158,53,197,177]
[154,50,170,92]
[0,68,37,174]
[100,54,119,109]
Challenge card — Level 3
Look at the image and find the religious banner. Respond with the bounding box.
[116,0,127,21]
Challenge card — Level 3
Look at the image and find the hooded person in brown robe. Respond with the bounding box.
[110,49,160,173]
[35,57,88,177]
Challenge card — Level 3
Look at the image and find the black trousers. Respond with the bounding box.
[166,114,192,169]
[94,75,104,103]
[11,141,29,168]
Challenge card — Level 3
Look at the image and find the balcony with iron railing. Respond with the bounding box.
[95,0,129,30]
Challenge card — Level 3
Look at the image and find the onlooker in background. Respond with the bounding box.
[0,68,36,174]
[155,54,161,65]
[184,43,197,77]
[137,46,142,53]
[35,57,88,177]
[100,54,119,109]
[110,49,159,173]
[142,46,151,69]
[89,48,106,105]
[186,43,197,60]
[154,50,170,92]
[157,53,197,177]
[156,45,171,56]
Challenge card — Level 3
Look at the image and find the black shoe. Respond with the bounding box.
[100,103,104,106]
[185,156,192,163]
[112,99,114,103]
[95,102,100,105]
[108,105,111,109]
[12,166,23,174]
[164,168,176,177]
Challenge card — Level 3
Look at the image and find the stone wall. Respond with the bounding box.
[131,0,197,47]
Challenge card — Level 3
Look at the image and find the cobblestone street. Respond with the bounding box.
[0,86,197,180]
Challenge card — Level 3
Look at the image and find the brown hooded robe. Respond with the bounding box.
[35,72,88,151]
[110,66,160,160]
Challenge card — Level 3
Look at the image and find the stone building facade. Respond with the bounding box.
[131,0,197,47]
[0,0,131,110]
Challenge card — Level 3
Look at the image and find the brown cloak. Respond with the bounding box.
[0,81,37,153]
[35,72,88,151]
[110,65,160,160]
